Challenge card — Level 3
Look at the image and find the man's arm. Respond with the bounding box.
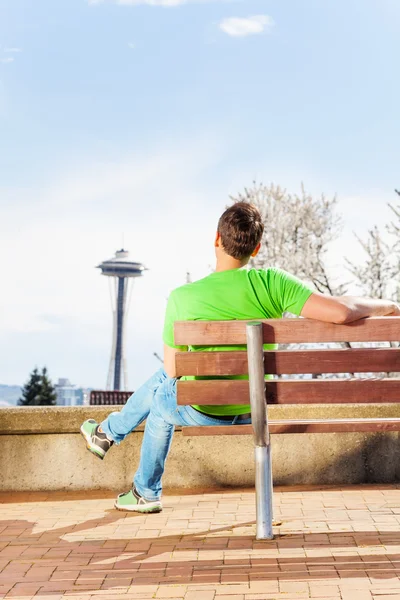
[162,290,188,377]
[301,292,400,324]
[164,344,181,378]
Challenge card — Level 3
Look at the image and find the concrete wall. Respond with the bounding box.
[1,405,400,491]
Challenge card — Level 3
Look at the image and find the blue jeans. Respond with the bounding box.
[133,375,251,501]
[100,368,168,443]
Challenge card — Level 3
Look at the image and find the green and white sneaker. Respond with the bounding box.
[80,419,113,460]
[115,487,162,513]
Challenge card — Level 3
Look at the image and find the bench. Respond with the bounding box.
[174,316,400,540]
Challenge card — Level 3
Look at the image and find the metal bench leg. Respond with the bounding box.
[247,322,274,540]
[255,446,274,539]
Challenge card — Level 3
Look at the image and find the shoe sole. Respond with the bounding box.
[80,425,105,460]
[114,500,162,513]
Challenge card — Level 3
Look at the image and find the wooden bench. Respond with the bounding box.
[174,316,400,540]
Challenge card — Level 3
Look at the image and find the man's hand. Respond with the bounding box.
[387,303,400,316]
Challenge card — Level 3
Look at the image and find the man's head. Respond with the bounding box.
[215,202,264,264]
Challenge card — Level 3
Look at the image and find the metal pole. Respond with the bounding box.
[106,279,117,390]
[246,322,274,540]
[122,279,129,391]
[113,276,125,390]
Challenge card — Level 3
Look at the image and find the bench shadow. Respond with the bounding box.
[275,435,400,486]
[2,509,400,597]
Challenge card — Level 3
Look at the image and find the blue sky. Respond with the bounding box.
[1,0,399,389]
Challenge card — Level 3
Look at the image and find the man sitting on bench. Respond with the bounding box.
[81,202,400,513]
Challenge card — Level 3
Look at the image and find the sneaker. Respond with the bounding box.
[80,419,113,460]
[114,487,162,513]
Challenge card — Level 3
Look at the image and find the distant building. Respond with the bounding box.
[55,378,90,406]
[90,390,132,405]
[0,384,21,406]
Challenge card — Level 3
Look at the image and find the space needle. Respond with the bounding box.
[97,249,146,391]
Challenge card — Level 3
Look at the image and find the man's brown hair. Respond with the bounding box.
[218,202,264,260]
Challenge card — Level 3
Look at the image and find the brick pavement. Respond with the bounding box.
[1,485,400,599]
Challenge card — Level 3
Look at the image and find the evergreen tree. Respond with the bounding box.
[18,367,57,406]
[39,367,57,406]
[18,368,42,406]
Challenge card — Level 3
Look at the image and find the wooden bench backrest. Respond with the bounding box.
[174,317,400,407]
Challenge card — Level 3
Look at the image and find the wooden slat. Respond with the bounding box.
[174,317,400,346]
[182,418,400,436]
[177,378,400,405]
[176,348,400,376]
[177,380,250,404]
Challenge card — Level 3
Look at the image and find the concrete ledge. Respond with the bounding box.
[1,405,400,491]
[0,406,134,434]
[3,404,400,434]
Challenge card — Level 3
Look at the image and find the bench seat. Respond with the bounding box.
[182,417,400,436]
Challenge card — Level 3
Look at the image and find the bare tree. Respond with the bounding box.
[388,190,400,238]
[346,204,400,377]
[388,194,400,293]
[389,200,400,303]
[231,182,347,295]
[348,189,400,304]
[346,226,398,300]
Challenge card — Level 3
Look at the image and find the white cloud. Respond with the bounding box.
[0,48,22,66]
[89,0,226,6]
[219,15,275,37]
[118,0,187,4]
[128,41,135,49]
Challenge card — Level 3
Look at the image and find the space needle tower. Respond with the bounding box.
[97,249,146,391]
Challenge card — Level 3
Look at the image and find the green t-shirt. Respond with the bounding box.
[163,267,313,416]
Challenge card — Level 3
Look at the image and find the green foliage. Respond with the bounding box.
[39,367,57,406]
[18,367,57,406]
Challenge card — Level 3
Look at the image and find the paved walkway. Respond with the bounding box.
[1,486,400,599]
